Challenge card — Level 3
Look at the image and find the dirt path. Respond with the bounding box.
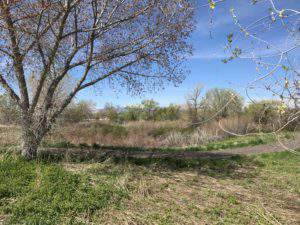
[106,138,300,160]
[41,133,300,161]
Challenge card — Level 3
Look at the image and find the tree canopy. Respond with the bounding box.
[0,0,195,159]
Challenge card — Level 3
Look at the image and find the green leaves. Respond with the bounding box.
[227,33,233,44]
[208,0,216,10]
[282,65,289,71]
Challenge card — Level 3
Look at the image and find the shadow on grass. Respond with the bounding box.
[37,148,263,179]
[115,155,263,179]
[42,137,268,153]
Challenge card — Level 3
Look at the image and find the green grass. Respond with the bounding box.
[90,123,129,138]
[0,149,299,224]
[0,156,128,224]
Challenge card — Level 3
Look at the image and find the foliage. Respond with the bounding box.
[120,105,142,121]
[61,100,95,123]
[100,124,128,138]
[140,100,160,121]
[120,102,181,122]
[103,103,119,122]
[155,104,181,121]
[246,100,282,128]
[201,88,243,120]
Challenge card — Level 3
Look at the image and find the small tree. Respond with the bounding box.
[141,99,160,121]
[103,103,119,122]
[155,104,181,121]
[121,105,142,121]
[186,84,203,125]
[0,0,194,159]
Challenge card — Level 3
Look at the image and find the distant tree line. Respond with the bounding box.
[0,86,298,132]
[98,100,181,122]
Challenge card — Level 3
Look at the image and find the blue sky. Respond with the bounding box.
[77,0,300,108]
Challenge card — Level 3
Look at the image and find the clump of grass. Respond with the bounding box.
[79,142,90,149]
[100,124,128,138]
[148,127,173,138]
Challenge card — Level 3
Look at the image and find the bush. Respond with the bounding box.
[101,124,128,138]
[163,131,189,146]
[246,100,285,131]
[60,100,95,123]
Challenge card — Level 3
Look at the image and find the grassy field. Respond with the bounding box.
[0,149,299,224]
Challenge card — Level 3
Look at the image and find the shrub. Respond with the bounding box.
[60,100,95,123]
[120,105,142,121]
[245,100,287,131]
[101,124,128,138]
[163,131,189,146]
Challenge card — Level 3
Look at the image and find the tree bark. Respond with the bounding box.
[20,117,41,160]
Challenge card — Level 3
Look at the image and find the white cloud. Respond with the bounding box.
[189,51,228,60]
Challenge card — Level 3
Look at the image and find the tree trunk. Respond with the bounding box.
[21,130,40,160]
[20,117,41,160]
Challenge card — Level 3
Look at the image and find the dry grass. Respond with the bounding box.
[0,125,20,147]
[45,120,187,148]
[43,117,257,148]
[0,141,299,224]
[0,117,286,149]
[71,151,299,225]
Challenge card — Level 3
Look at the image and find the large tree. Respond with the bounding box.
[202,88,243,120]
[0,0,194,159]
